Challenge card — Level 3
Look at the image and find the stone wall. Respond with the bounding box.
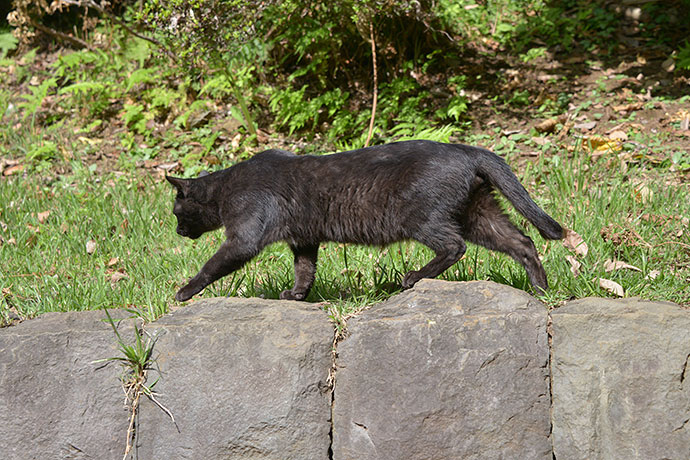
[1,280,688,459]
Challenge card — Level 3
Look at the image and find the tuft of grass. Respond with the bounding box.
[94,309,174,460]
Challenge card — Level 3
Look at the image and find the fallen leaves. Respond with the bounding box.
[574,120,597,131]
[566,255,581,277]
[107,256,120,267]
[612,101,644,113]
[598,278,625,297]
[563,229,588,258]
[37,210,51,224]
[85,239,97,254]
[603,259,641,273]
[600,223,650,248]
[1,159,24,176]
[108,270,129,284]
[562,229,588,278]
[535,114,569,134]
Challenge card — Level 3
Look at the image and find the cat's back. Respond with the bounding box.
[296,140,480,183]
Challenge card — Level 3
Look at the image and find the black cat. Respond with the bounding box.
[167,140,564,302]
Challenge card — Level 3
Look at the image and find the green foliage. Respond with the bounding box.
[96,309,156,378]
[52,49,110,80]
[26,141,58,163]
[122,103,150,135]
[521,46,547,63]
[0,32,18,58]
[59,81,113,117]
[677,41,690,70]
[125,68,157,92]
[18,77,56,126]
[269,86,349,135]
[436,75,468,123]
[0,89,10,121]
[147,87,182,117]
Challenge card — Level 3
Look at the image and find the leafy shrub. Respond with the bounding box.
[678,41,690,70]
[269,86,349,135]
[0,32,18,58]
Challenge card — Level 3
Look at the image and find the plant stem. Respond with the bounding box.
[223,67,258,138]
[364,21,378,148]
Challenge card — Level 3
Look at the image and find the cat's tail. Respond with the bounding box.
[476,149,564,240]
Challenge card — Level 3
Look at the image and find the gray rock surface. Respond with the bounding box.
[5,282,690,460]
[331,279,552,460]
[135,297,334,460]
[0,309,134,460]
[551,297,690,460]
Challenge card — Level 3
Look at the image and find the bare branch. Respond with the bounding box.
[28,18,95,51]
[58,0,178,61]
[364,21,378,148]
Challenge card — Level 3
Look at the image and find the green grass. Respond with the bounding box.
[2,132,690,326]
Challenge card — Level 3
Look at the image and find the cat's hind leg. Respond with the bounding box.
[281,244,319,301]
[403,229,467,289]
[461,187,548,291]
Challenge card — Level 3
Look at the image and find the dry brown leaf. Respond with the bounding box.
[110,271,129,283]
[566,255,581,277]
[2,164,24,176]
[598,278,624,297]
[563,228,588,257]
[37,211,50,224]
[613,102,644,113]
[633,184,653,204]
[231,133,242,149]
[645,270,660,280]
[574,121,597,131]
[107,257,120,267]
[603,259,642,273]
[86,239,97,255]
[535,118,558,134]
[608,130,628,141]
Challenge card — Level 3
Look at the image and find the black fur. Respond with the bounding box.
[166,140,564,302]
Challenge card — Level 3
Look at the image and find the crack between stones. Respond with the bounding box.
[547,310,556,460]
[327,320,340,460]
[680,352,690,387]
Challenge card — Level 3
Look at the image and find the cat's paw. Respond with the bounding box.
[402,271,421,290]
[280,289,306,301]
[175,284,201,302]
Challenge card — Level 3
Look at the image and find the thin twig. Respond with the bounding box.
[59,0,178,61]
[29,19,95,51]
[364,21,378,148]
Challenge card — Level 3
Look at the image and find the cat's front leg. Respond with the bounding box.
[176,240,258,302]
[280,244,319,301]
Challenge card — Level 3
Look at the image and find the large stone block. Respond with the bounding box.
[135,297,334,460]
[331,279,552,460]
[551,297,690,460]
[0,309,134,460]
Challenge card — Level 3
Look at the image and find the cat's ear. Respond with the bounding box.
[166,176,190,197]
[199,170,210,177]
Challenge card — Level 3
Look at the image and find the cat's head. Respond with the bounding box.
[166,173,221,240]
